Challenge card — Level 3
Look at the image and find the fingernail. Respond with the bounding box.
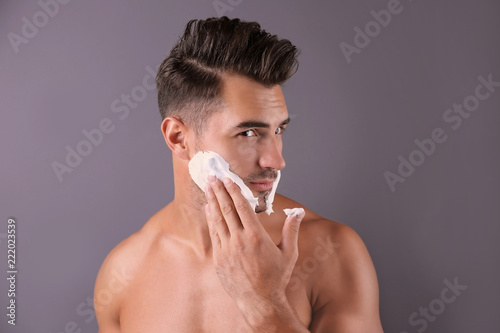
[208,175,216,183]
[205,184,213,194]
[295,212,305,223]
[223,177,232,186]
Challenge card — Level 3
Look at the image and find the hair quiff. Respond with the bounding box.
[155,16,300,135]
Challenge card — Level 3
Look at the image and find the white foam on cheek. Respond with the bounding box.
[265,169,280,215]
[188,151,281,215]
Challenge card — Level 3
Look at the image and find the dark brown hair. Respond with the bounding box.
[155,16,300,135]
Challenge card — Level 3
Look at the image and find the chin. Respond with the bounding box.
[254,197,268,214]
[255,206,267,214]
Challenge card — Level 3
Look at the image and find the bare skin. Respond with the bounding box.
[94,74,384,332]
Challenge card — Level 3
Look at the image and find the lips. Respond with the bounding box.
[249,179,275,191]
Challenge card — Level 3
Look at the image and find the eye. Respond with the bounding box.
[239,129,257,137]
[275,126,287,135]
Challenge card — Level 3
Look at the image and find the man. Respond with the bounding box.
[94,16,384,332]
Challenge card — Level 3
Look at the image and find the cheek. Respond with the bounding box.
[235,142,258,166]
[197,133,227,154]
[221,143,258,176]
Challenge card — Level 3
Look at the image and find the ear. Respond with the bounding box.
[161,116,192,161]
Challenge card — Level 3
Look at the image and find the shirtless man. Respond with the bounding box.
[94,16,384,332]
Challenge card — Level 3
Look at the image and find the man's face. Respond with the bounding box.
[195,74,289,213]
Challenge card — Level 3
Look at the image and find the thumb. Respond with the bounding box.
[279,208,305,256]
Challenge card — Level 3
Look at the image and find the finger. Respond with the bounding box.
[205,181,230,244]
[279,209,305,257]
[204,204,221,249]
[209,176,244,235]
[222,177,265,233]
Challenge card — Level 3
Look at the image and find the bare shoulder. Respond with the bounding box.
[274,194,383,331]
[273,193,361,246]
[93,215,159,329]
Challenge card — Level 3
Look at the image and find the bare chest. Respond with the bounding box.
[119,253,312,332]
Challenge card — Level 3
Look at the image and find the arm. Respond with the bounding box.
[93,235,140,333]
[308,224,384,333]
[94,253,122,333]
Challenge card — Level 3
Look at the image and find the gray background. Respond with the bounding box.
[1,0,499,332]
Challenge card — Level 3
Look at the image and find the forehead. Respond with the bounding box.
[214,74,288,126]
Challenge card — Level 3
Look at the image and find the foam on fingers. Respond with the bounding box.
[283,207,305,221]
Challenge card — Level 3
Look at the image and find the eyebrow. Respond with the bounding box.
[234,117,291,130]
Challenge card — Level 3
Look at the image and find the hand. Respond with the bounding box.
[204,175,305,326]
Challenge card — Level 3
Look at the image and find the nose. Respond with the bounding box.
[258,137,286,171]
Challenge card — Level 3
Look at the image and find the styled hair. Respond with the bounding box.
[155,16,300,135]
